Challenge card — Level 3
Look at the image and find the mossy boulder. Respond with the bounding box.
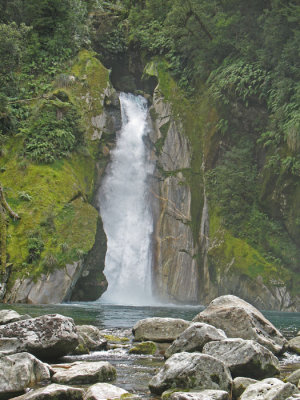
[129,341,157,355]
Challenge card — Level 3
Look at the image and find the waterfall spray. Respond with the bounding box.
[99,93,154,305]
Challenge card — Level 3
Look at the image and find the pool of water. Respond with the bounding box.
[1,302,299,398]
[0,302,299,337]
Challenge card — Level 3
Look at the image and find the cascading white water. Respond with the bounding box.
[98,93,155,305]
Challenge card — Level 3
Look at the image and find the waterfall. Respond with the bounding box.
[98,93,155,305]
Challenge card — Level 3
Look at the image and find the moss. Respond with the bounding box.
[129,341,157,355]
[103,334,129,343]
[208,209,292,287]
[1,50,111,291]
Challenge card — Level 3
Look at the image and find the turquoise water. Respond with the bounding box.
[0,302,299,338]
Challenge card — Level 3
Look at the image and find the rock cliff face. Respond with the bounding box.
[147,61,299,311]
[1,51,120,304]
[150,90,199,303]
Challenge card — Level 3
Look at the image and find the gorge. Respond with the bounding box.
[0,0,299,312]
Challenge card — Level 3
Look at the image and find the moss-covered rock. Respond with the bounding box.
[1,50,113,303]
[129,341,157,355]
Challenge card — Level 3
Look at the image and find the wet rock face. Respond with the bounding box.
[0,352,51,399]
[151,90,199,304]
[202,338,280,379]
[7,262,83,304]
[165,322,227,359]
[149,352,232,395]
[193,295,287,354]
[0,314,79,360]
[132,317,190,343]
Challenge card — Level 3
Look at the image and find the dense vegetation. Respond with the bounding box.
[0,0,299,298]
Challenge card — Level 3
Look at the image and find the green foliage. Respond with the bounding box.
[207,145,257,234]
[27,234,44,263]
[208,60,270,106]
[22,97,84,163]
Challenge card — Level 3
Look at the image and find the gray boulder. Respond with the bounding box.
[0,314,79,359]
[167,390,229,399]
[0,352,50,399]
[149,352,232,395]
[133,318,190,342]
[73,325,107,354]
[52,361,116,385]
[84,383,140,400]
[288,336,300,355]
[193,295,287,354]
[0,310,30,325]
[232,378,258,399]
[165,323,227,359]
[286,369,300,388]
[240,378,298,400]
[203,338,280,379]
[9,384,84,400]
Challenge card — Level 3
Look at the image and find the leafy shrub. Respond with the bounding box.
[23,98,84,163]
[27,235,44,263]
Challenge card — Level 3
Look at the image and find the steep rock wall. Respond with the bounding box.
[1,51,119,304]
[146,60,299,311]
[150,89,199,303]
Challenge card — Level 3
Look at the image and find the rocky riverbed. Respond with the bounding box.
[0,295,300,400]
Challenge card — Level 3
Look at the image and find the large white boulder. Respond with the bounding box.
[133,318,190,342]
[52,361,116,385]
[203,338,280,379]
[193,295,287,354]
[149,352,232,395]
[0,314,79,359]
[240,378,298,400]
[165,322,227,358]
[0,352,50,399]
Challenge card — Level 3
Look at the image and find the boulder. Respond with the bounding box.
[232,377,258,399]
[0,310,30,325]
[0,352,50,399]
[288,336,300,355]
[84,383,140,400]
[203,338,280,379]
[73,325,107,354]
[0,314,79,359]
[240,378,298,400]
[286,369,300,387]
[149,352,232,395]
[167,391,229,400]
[9,384,84,400]
[165,323,227,359]
[52,361,116,385]
[133,318,190,343]
[193,295,287,354]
